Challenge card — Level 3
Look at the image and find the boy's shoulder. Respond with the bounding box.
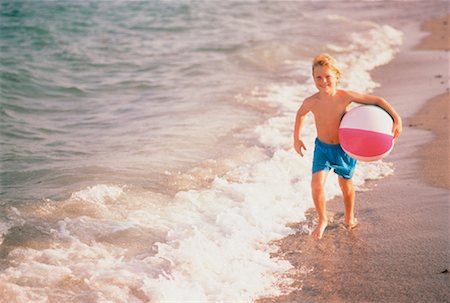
[304,93,319,103]
[337,89,363,100]
[335,89,356,104]
[336,89,352,97]
[300,94,319,111]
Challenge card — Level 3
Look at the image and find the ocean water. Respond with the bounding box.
[0,1,447,302]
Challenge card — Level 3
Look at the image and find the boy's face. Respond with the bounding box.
[313,65,338,94]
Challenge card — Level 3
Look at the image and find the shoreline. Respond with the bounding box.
[409,13,449,189]
[409,92,449,189]
[257,14,449,303]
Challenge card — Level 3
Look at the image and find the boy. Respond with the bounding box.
[294,53,402,240]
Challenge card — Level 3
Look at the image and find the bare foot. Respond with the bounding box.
[344,218,359,230]
[311,220,328,240]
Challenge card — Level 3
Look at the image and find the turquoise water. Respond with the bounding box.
[0,1,448,301]
[2,1,257,202]
[1,0,327,203]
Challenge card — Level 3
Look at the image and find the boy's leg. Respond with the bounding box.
[338,176,357,228]
[311,170,328,239]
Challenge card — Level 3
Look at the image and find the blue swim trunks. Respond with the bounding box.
[312,138,357,179]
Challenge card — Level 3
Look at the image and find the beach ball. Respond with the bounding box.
[339,105,395,162]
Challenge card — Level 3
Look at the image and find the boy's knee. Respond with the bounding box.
[341,187,354,198]
[339,180,354,196]
[311,179,324,193]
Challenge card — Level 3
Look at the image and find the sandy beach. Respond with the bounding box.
[257,14,449,303]
[410,93,449,189]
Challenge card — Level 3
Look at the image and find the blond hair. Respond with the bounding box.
[312,53,342,80]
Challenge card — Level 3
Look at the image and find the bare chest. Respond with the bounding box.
[312,102,348,126]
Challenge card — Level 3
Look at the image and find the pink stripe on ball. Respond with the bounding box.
[339,128,394,159]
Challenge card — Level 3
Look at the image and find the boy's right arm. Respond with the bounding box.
[293,100,310,157]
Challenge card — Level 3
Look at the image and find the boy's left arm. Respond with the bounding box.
[346,90,403,139]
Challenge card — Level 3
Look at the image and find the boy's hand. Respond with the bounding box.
[294,139,307,157]
[392,118,403,139]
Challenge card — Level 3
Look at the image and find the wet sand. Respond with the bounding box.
[409,93,449,189]
[257,14,449,303]
[417,14,449,51]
